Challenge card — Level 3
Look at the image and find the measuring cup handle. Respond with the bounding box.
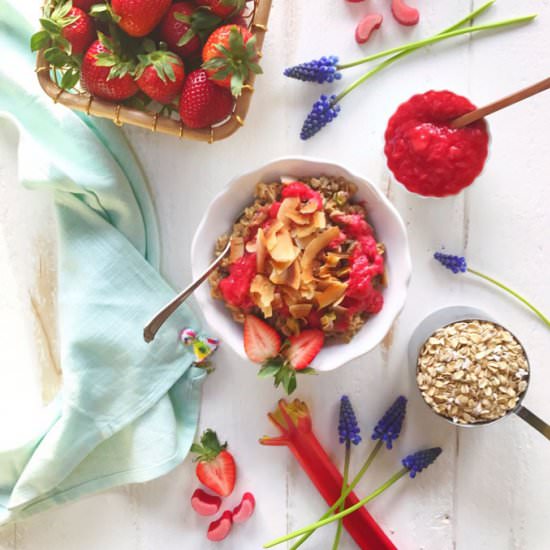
[515,405,550,440]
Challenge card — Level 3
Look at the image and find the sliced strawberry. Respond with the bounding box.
[243,315,282,363]
[286,329,324,370]
[207,510,233,542]
[191,488,221,516]
[192,429,237,497]
[232,492,256,524]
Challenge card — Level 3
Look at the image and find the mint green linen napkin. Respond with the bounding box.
[0,1,207,522]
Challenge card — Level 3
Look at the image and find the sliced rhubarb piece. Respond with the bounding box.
[191,488,221,516]
[391,0,419,26]
[355,13,383,44]
[207,510,233,542]
[232,492,256,523]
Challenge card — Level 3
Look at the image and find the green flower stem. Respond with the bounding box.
[333,14,536,104]
[467,268,550,329]
[331,442,351,550]
[289,440,384,550]
[264,467,408,549]
[337,8,534,70]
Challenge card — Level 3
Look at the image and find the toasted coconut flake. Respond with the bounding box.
[229,237,245,263]
[270,260,301,290]
[315,281,348,309]
[289,304,312,319]
[256,228,267,273]
[301,226,340,283]
[270,227,300,264]
[264,220,284,250]
[250,274,275,318]
[300,200,319,214]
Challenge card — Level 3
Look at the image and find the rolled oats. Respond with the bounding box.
[416,320,529,425]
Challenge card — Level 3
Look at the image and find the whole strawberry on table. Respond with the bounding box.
[32,0,261,129]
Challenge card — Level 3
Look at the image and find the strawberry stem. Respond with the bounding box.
[260,400,396,550]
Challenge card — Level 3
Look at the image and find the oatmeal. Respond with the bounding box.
[209,176,386,340]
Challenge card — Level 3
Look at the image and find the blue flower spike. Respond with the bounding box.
[434,252,467,274]
[402,447,442,478]
[371,395,407,449]
[300,94,341,140]
[338,395,362,446]
[284,56,342,84]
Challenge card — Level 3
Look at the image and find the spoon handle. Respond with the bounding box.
[515,405,550,441]
[451,76,550,128]
[143,241,230,343]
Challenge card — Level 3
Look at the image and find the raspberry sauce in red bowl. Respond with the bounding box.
[384,90,489,197]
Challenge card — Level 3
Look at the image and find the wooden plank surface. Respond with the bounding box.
[1,1,549,549]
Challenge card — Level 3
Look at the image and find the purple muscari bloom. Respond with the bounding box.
[434,252,467,274]
[338,395,362,446]
[402,447,442,478]
[371,396,407,449]
[284,56,342,84]
[300,94,341,140]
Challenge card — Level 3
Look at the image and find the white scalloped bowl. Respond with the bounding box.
[191,157,412,372]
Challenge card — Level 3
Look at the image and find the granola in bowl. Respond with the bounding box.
[209,176,386,342]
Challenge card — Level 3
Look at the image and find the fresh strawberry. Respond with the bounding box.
[61,7,95,54]
[286,329,324,370]
[111,0,171,37]
[73,0,98,12]
[202,24,261,96]
[192,429,237,497]
[158,2,221,60]
[32,3,95,56]
[207,510,233,542]
[195,0,246,19]
[232,492,255,523]
[191,488,222,516]
[243,315,282,363]
[179,69,234,128]
[136,50,185,104]
[80,36,138,101]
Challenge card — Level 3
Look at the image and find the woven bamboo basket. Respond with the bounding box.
[36,0,272,143]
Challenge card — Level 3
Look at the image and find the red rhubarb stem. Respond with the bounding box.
[260,400,396,550]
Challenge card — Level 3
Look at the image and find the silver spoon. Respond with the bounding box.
[143,240,231,343]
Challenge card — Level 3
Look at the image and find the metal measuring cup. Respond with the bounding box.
[408,306,550,440]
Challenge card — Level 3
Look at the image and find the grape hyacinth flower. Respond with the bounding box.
[284,56,342,84]
[402,447,443,478]
[300,94,341,140]
[265,446,444,547]
[434,251,550,329]
[338,395,362,445]
[433,252,467,273]
[372,395,407,449]
[289,396,407,550]
[287,3,536,139]
[333,396,361,549]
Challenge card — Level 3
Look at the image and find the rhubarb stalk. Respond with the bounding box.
[259,399,396,550]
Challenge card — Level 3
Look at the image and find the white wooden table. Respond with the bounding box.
[1,1,549,548]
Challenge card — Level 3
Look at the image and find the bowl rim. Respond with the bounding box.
[190,155,412,371]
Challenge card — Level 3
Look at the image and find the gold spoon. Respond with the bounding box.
[143,240,231,343]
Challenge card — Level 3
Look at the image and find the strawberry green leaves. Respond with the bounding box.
[174,8,222,47]
[202,26,262,97]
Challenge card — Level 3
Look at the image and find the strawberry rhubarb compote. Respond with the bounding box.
[384,90,489,197]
